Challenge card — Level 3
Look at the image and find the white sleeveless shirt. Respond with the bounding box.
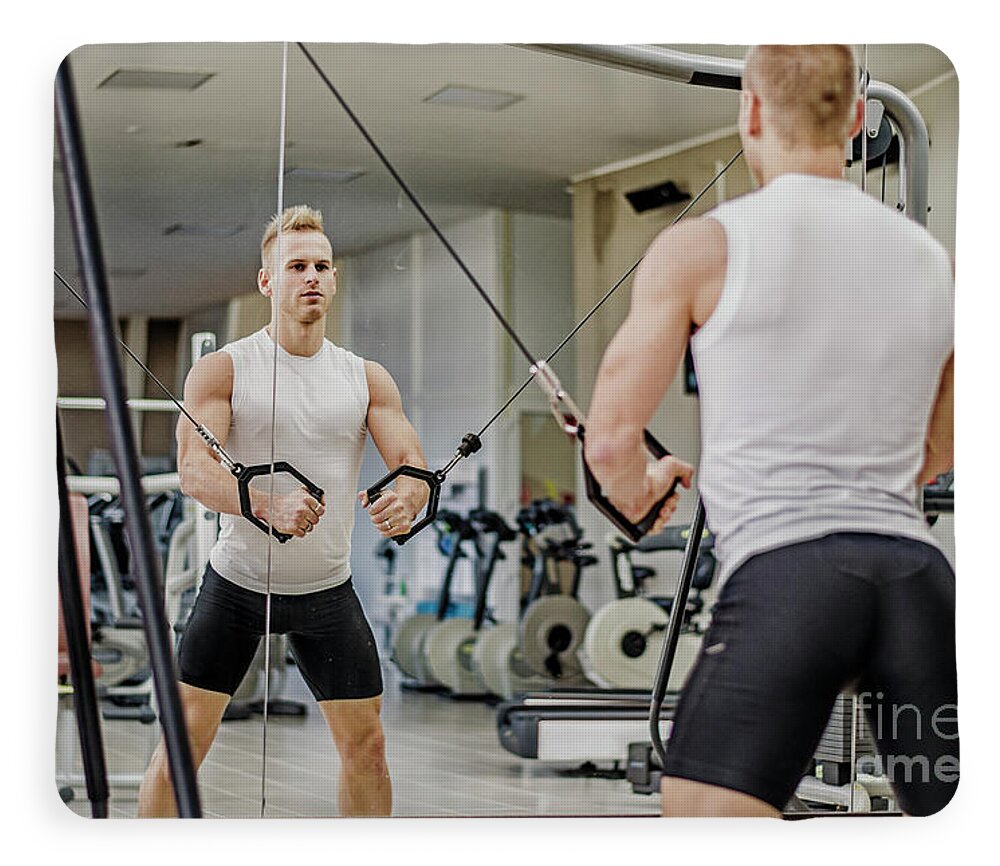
[692,173,953,584]
[209,328,369,594]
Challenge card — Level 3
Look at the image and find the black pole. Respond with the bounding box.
[649,498,706,767]
[54,56,201,818]
[435,536,465,621]
[472,538,500,630]
[56,414,110,818]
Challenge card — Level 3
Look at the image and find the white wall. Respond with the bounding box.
[341,210,574,627]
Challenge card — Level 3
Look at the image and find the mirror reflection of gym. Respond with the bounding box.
[55,42,957,819]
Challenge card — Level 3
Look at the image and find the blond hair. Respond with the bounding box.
[744,45,858,147]
[260,205,327,270]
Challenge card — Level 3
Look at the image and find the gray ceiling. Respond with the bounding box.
[53,43,954,319]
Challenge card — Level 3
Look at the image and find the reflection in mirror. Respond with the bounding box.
[56,41,958,821]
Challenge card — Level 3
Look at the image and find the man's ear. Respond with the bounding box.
[742,90,763,138]
[848,96,865,140]
[258,268,270,297]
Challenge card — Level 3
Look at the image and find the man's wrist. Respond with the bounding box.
[249,487,269,520]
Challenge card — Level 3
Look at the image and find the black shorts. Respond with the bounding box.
[662,532,958,816]
[177,564,383,702]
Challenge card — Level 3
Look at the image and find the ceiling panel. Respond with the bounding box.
[53,43,954,318]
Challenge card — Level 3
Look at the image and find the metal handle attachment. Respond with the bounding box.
[532,361,679,543]
[366,465,444,546]
[233,461,325,544]
[365,433,482,546]
[578,425,679,543]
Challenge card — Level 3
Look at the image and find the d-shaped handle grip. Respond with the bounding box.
[234,461,325,544]
[578,427,679,543]
[366,465,443,546]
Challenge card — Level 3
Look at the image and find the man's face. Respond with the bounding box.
[260,230,336,323]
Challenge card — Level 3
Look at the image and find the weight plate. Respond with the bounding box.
[472,623,553,700]
[423,617,478,692]
[584,597,666,689]
[392,613,440,683]
[472,624,515,697]
[584,597,702,690]
[519,595,591,680]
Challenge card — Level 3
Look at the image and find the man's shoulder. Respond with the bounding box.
[326,340,372,373]
[361,357,387,381]
[186,349,234,397]
[219,327,265,358]
[326,346,375,402]
[863,198,953,280]
[647,217,727,278]
[192,348,234,374]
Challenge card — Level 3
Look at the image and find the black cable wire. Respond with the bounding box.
[296,42,538,368]
[298,42,743,446]
[54,270,205,431]
[476,148,743,439]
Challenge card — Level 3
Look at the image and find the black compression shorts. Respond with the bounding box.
[662,532,958,816]
[177,564,383,702]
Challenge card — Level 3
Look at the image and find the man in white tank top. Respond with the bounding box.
[139,206,429,817]
[586,46,956,817]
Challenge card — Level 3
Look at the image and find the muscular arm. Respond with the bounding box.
[360,361,429,533]
[584,219,724,521]
[176,353,321,537]
[920,352,954,484]
[175,352,245,516]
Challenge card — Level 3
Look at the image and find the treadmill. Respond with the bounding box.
[625,476,955,813]
[497,475,954,806]
[495,522,716,764]
[497,689,677,764]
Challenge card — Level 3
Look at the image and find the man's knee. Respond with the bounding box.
[339,722,387,775]
[159,684,229,773]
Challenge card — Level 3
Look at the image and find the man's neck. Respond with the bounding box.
[266,316,326,357]
[757,144,846,186]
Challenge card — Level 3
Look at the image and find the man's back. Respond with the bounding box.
[693,173,954,582]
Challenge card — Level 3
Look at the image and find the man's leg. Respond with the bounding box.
[137,683,230,817]
[658,537,878,817]
[662,778,780,818]
[286,578,388,816]
[860,540,958,816]
[318,696,391,817]
[139,565,264,816]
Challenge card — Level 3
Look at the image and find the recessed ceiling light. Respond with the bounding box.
[163,223,244,238]
[424,85,523,112]
[99,69,214,91]
[285,167,366,183]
